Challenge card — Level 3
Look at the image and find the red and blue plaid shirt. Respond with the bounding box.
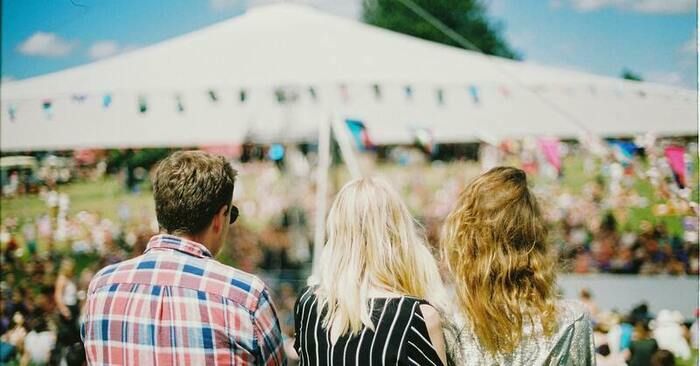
[81,234,286,365]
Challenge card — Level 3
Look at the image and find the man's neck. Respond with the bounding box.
[167,231,214,252]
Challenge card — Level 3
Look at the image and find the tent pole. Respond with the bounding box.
[310,114,331,282]
[331,113,362,179]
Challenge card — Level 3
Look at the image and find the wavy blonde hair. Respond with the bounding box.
[316,177,447,335]
[442,167,558,355]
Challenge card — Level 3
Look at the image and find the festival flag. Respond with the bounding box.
[308,86,318,102]
[611,141,637,166]
[499,85,510,97]
[8,104,16,122]
[175,94,185,113]
[436,88,445,105]
[468,85,480,104]
[208,90,219,102]
[413,127,435,155]
[239,89,247,103]
[372,84,382,101]
[138,96,148,114]
[102,94,112,109]
[72,94,87,103]
[42,100,53,119]
[665,145,687,188]
[345,119,373,151]
[404,85,413,99]
[538,137,561,173]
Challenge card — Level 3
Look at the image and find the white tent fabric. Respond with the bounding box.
[1,3,696,151]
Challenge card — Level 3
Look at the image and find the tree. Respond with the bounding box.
[621,69,643,81]
[362,0,519,59]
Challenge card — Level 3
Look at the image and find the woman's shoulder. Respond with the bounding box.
[554,299,591,328]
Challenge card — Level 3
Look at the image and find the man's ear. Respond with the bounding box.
[212,205,228,233]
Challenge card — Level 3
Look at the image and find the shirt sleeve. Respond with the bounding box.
[253,287,287,366]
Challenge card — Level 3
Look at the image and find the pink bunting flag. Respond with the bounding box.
[665,145,687,188]
[538,137,561,172]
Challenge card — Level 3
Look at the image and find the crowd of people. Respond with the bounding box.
[0,142,697,364]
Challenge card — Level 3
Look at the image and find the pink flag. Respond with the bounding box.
[665,145,686,188]
[538,137,561,172]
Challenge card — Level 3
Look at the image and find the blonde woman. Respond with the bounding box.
[294,177,449,365]
[442,167,594,365]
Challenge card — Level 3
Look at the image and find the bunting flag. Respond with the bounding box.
[468,85,480,103]
[175,94,185,113]
[413,127,435,155]
[8,104,16,122]
[372,84,382,101]
[102,94,112,109]
[42,100,53,119]
[345,119,373,151]
[436,88,445,105]
[138,96,148,114]
[72,94,87,103]
[208,90,219,102]
[665,145,687,188]
[538,137,562,173]
[308,86,317,101]
[404,85,413,99]
[611,141,637,166]
[239,89,247,103]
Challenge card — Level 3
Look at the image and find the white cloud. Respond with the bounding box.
[18,32,76,57]
[88,41,120,60]
[87,41,140,60]
[559,0,696,14]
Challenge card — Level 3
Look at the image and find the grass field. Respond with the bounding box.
[1,177,153,222]
[1,156,697,236]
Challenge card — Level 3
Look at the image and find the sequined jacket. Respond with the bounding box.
[444,300,596,366]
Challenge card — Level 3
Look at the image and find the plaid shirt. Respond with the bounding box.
[81,234,286,365]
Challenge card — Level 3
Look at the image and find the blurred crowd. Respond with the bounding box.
[0,141,698,364]
[580,289,698,365]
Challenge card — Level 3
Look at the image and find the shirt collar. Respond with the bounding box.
[145,234,213,258]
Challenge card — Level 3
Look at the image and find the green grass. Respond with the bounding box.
[1,177,153,222]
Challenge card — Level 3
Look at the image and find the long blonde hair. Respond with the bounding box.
[442,167,558,354]
[316,177,447,335]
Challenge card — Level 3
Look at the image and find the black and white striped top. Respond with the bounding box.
[294,287,444,366]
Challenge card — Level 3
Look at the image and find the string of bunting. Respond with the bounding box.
[4,82,679,122]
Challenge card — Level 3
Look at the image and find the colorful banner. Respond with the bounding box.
[468,85,480,104]
[8,104,16,122]
[413,127,435,155]
[611,140,637,165]
[345,119,373,151]
[538,137,561,172]
[42,100,53,119]
[102,94,112,109]
[665,145,687,188]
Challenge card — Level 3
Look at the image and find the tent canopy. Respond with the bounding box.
[1,3,696,151]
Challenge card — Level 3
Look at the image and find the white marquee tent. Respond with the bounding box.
[1,3,697,151]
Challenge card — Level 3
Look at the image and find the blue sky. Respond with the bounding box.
[1,0,697,88]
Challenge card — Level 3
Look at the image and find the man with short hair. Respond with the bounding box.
[82,150,286,365]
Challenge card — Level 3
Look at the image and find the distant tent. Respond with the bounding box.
[1,4,696,151]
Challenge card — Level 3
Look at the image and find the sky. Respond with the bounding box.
[1,0,697,89]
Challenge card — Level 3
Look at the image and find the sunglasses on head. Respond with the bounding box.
[229,204,239,225]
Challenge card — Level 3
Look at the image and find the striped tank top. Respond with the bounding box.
[294,287,444,366]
